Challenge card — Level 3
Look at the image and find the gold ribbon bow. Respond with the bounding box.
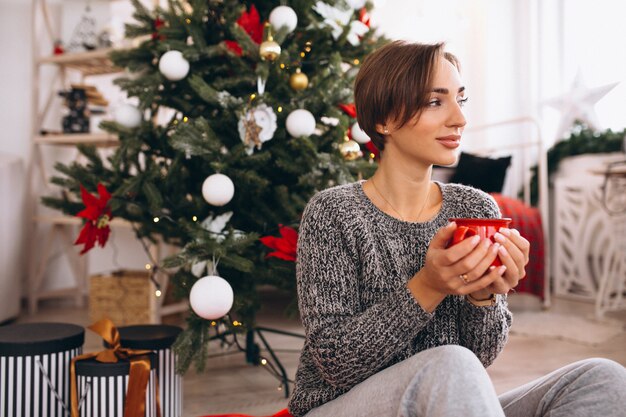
[70,318,161,417]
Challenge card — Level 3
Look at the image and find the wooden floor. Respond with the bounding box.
[13,290,626,417]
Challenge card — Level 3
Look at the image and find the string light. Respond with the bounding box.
[300,52,305,58]
[192,215,198,222]
[185,18,191,24]
[369,152,375,159]
[183,116,189,122]
[261,358,267,365]
[210,321,217,326]
[155,289,162,297]
[145,264,152,270]
[250,93,256,100]
[353,58,360,65]
[277,106,283,113]
[279,63,286,69]
[153,217,160,223]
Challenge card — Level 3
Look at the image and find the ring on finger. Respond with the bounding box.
[459,273,470,284]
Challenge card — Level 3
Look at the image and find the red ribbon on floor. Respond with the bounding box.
[70,318,161,417]
[201,408,293,417]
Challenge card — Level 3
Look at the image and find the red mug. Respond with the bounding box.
[447,218,512,266]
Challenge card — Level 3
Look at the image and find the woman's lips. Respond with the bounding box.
[436,135,461,148]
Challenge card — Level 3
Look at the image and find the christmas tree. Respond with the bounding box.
[44,0,384,371]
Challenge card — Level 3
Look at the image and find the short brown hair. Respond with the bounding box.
[354,41,459,151]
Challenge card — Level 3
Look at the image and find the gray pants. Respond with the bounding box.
[305,345,626,417]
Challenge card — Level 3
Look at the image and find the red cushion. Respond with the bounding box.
[490,193,545,300]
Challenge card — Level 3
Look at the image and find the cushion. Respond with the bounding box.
[449,152,511,193]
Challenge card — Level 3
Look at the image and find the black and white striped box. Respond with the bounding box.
[116,325,183,417]
[0,322,85,417]
[74,352,158,417]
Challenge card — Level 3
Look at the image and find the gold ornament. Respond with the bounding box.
[260,38,281,61]
[339,139,362,161]
[260,23,281,61]
[243,112,263,149]
[289,68,309,90]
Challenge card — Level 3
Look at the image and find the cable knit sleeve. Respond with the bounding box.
[296,192,435,389]
[456,188,512,366]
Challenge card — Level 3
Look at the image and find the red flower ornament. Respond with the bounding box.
[260,224,298,262]
[74,183,113,255]
[225,5,264,56]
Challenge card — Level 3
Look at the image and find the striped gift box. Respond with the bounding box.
[116,325,183,417]
[75,352,158,417]
[0,322,84,417]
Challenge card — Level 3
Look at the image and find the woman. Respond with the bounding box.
[287,41,626,417]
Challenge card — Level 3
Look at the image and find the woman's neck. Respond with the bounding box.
[364,157,438,222]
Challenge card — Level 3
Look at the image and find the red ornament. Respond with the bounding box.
[53,40,64,55]
[225,5,264,56]
[74,183,113,255]
[338,103,357,118]
[359,8,371,27]
[152,17,165,40]
[260,224,298,262]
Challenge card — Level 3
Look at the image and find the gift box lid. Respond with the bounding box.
[75,351,158,377]
[0,323,84,356]
[113,325,183,350]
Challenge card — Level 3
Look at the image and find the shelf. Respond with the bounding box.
[35,215,133,228]
[35,132,119,146]
[38,48,123,76]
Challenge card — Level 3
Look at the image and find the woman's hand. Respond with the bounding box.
[407,222,506,311]
[477,227,530,296]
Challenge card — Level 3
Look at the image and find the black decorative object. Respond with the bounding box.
[0,322,84,417]
[115,325,183,417]
[60,87,90,134]
[75,352,159,417]
[450,152,512,193]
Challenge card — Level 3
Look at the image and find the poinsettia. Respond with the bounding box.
[260,224,298,262]
[225,5,264,56]
[74,183,113,255]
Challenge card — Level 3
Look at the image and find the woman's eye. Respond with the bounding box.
[428,99,441,107]
[458,97,469,107]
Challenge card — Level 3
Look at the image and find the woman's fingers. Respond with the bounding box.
[494,229,527,279]
[457,264,506,295]
[452,239,500,284]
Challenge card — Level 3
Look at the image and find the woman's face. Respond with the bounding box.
[381,58,467,167]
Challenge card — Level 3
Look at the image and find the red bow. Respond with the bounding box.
[260,224,298,262]
[74,183,113,254]
[225,5,264,56]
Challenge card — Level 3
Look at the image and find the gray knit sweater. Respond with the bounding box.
[287,181,512,417]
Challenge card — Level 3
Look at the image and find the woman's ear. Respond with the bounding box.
[375,124,389,135]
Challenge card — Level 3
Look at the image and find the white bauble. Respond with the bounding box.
[351,121,371,144]
[114,104,142,128]
[158,50,190,81]
[285,109,316,137]
[269,6,298,33]
[189,275,234,320]
[202,173,234,206]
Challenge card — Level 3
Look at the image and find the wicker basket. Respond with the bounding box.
[89,270,158,325]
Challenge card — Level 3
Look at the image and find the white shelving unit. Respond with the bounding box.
[28,0,186,321]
